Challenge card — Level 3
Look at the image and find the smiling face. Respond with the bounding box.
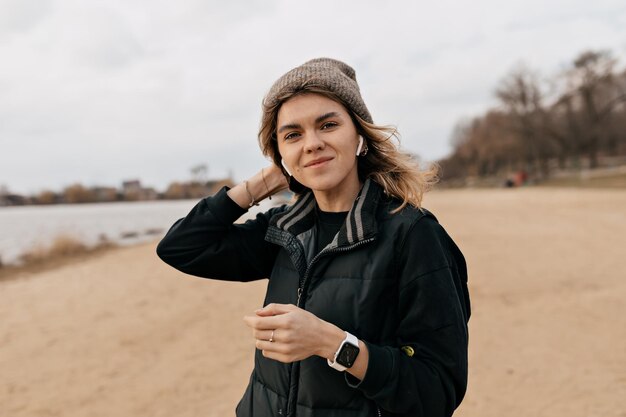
[276,93,362,206]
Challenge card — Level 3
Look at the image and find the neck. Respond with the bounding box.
[312,180,363,212]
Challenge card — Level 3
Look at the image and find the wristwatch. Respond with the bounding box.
[327,332,360,372]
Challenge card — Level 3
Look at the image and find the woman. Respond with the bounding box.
[157,58,470,417]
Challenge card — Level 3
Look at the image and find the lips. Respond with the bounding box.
[305,157,333,168]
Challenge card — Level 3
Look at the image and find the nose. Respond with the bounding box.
[303,132,325,153]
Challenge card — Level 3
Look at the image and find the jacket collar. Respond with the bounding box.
[268,178,382,247]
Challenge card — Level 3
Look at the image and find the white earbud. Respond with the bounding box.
[356,136,364,156]
[281,159,293,177]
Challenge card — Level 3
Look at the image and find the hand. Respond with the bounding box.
[243,303,344,363]
[263,163,289,193]
[227,163,288,209]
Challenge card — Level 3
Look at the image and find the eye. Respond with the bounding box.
[321,121,338,130]
[283,131,300,141]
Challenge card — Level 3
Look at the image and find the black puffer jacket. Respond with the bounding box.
[157,179,470,417]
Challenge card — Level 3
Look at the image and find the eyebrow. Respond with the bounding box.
[277,112,341,134]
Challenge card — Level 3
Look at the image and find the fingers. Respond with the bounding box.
[259,348,294,363]
[263,164,290,193]
[252,329,275,341]
[243,313,291,330]
[243,303,297,329]
[255,339,288,353]
[243,303,319,365]
[256,339,301,363]
[255,303,296,317]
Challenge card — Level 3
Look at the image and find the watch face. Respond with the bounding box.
[337,342,360,368]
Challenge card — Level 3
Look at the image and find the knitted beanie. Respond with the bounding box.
[263,57,373,124]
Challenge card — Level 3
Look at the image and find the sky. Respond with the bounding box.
[1,0,625,194]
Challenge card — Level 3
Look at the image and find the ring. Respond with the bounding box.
[269,330,275,343]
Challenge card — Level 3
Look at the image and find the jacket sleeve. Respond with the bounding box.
[346,216,470,417]
[156,186,284,281]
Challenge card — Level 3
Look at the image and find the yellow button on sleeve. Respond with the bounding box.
[401,346,415,357]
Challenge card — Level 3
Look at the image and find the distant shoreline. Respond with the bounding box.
[0,196,280,278]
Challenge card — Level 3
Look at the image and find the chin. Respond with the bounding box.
[296,170,359,194]
[297,178,337,192]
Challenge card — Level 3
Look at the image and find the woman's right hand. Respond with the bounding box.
[227,163,289,209]
[263,163,290,194]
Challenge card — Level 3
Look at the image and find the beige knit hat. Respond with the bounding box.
[263,57,373,124]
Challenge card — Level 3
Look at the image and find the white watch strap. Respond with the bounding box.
[327,332,359,372]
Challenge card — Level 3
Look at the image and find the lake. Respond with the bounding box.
[0,197,280,266]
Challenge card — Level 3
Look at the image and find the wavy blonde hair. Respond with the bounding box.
[258,87,439,212]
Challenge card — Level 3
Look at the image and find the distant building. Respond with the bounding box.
[92,186,119,202]
[122,180,141,193]
[0,193,29,206]
[139,187,158,201]
[161,177,235,200]
[121,180,158,201]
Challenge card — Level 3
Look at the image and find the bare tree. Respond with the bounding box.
[190,164,208,184]
[63,184,96,204]
[442,111,521,180]
[441,48,626,185]
[564,50,626,167]
[495,64,554,177]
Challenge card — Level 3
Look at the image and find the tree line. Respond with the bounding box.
[0,174,234,206]
[439,49,626,184]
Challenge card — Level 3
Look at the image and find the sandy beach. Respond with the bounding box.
[1,187,625,417]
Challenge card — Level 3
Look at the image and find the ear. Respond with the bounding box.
[281,159,293,177]
[356,136,364,156]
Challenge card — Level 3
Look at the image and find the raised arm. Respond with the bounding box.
[156,165,289,281]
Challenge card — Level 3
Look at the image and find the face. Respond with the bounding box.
[276,93,362,196]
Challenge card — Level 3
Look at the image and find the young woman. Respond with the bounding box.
[157,58,470,417]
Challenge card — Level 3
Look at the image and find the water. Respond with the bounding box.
[0,197,280,266]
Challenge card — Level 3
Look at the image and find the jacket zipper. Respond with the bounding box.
[287,237,375,417]
[296,237,374,307]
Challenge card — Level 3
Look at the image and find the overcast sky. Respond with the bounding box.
[1,0,625,194]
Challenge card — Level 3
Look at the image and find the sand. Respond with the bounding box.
[1,188,625,417]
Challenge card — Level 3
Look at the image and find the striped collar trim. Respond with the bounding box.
[269,178,381,246]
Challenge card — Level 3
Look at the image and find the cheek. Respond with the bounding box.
[276,143,287,161]
[278,144,298,163]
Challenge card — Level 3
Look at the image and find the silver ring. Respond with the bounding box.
[269,330,275,343]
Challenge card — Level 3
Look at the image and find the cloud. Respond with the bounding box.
[0,0,53,37]
[1,0,625,193]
